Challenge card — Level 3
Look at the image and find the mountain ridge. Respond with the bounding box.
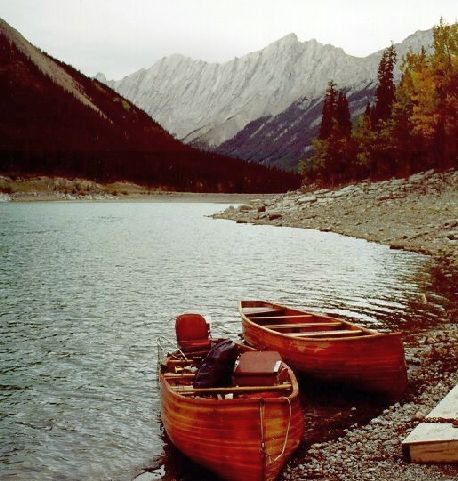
[101,27,433,158]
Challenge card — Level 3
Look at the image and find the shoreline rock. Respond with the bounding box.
[213,169,458,274]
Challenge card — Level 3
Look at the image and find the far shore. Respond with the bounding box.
[0,175,272,204]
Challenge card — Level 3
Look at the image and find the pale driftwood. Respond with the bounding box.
[402,384,458,463]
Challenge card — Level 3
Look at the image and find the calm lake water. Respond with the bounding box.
[0,202,449,481]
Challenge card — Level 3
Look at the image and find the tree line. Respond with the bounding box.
[301,20,458,185]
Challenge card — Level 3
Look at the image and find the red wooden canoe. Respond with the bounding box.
[240,300,407,398]
[160,341,303,481]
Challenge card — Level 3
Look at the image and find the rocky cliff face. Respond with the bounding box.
[102,28,433,170]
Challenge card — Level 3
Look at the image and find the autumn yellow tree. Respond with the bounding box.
[403,20,458,168]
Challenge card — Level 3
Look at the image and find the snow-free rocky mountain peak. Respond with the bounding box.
[101,28,433,168]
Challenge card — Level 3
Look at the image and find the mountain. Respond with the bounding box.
[103,29,433,170]
[0,19,300,192]
[215,87,375,170]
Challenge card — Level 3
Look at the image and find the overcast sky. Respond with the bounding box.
[1,0,456,79]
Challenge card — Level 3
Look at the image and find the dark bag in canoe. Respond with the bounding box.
[193,339,238,388]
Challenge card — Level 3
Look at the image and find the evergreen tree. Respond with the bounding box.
[302,20,458,185]
[336,91,352,137]
[307,84,355,184]
[373,44,397,125]
[363,102,374,130]
[319,80,337,139]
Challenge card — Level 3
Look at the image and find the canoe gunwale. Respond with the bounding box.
[239,300,402,342]
[239,300,408,398]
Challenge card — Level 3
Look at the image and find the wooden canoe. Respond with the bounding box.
[160,342,304,481]
[240,300,407,398]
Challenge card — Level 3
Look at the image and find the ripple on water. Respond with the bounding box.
[0,202,450,481]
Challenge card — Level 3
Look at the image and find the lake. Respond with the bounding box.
[0,202,448,481]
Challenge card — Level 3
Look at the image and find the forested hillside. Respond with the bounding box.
[0,19,300,193]
[302,21,457,184]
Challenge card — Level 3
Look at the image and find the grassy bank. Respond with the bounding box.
[0,175,271,204]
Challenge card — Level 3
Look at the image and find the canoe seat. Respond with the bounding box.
[264,322,342,329]
[250,315,315,320]
[176,313,211,352]
[171,383,292,395]
[242,307,284,316]
[288,330,365,337]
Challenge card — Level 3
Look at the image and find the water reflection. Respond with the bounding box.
[0,202,452,481]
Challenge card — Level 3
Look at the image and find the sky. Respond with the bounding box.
[1,0,457,79]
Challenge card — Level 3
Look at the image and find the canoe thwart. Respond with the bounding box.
[249,315,315,320]
[171,383,292,395]
[264,322,343,329]
[242,307,284,316]
[287,330,364,337]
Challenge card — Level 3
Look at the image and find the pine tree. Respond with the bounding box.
[319,80,337,139]
[373,44,397,125]
[307,84,355,184]
[336,91,352,137]
[363,102,374,130]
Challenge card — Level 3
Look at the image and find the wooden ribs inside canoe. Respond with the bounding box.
[240,300,408,398]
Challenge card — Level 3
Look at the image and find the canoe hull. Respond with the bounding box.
[160,373,303,481]
[240,302,407,398]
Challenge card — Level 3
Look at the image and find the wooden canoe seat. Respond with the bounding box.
[250,315,315,320]
[264,322,342,329]
[242,307,284,316]
[164,373,196,379]
[167,359,196,366]
[176,313,211,352]
[287,330,364,338]
[171,383,292,395]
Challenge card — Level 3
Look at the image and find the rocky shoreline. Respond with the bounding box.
[212,169,458,481]
[283,327,458,481]
[213,169,458,274]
